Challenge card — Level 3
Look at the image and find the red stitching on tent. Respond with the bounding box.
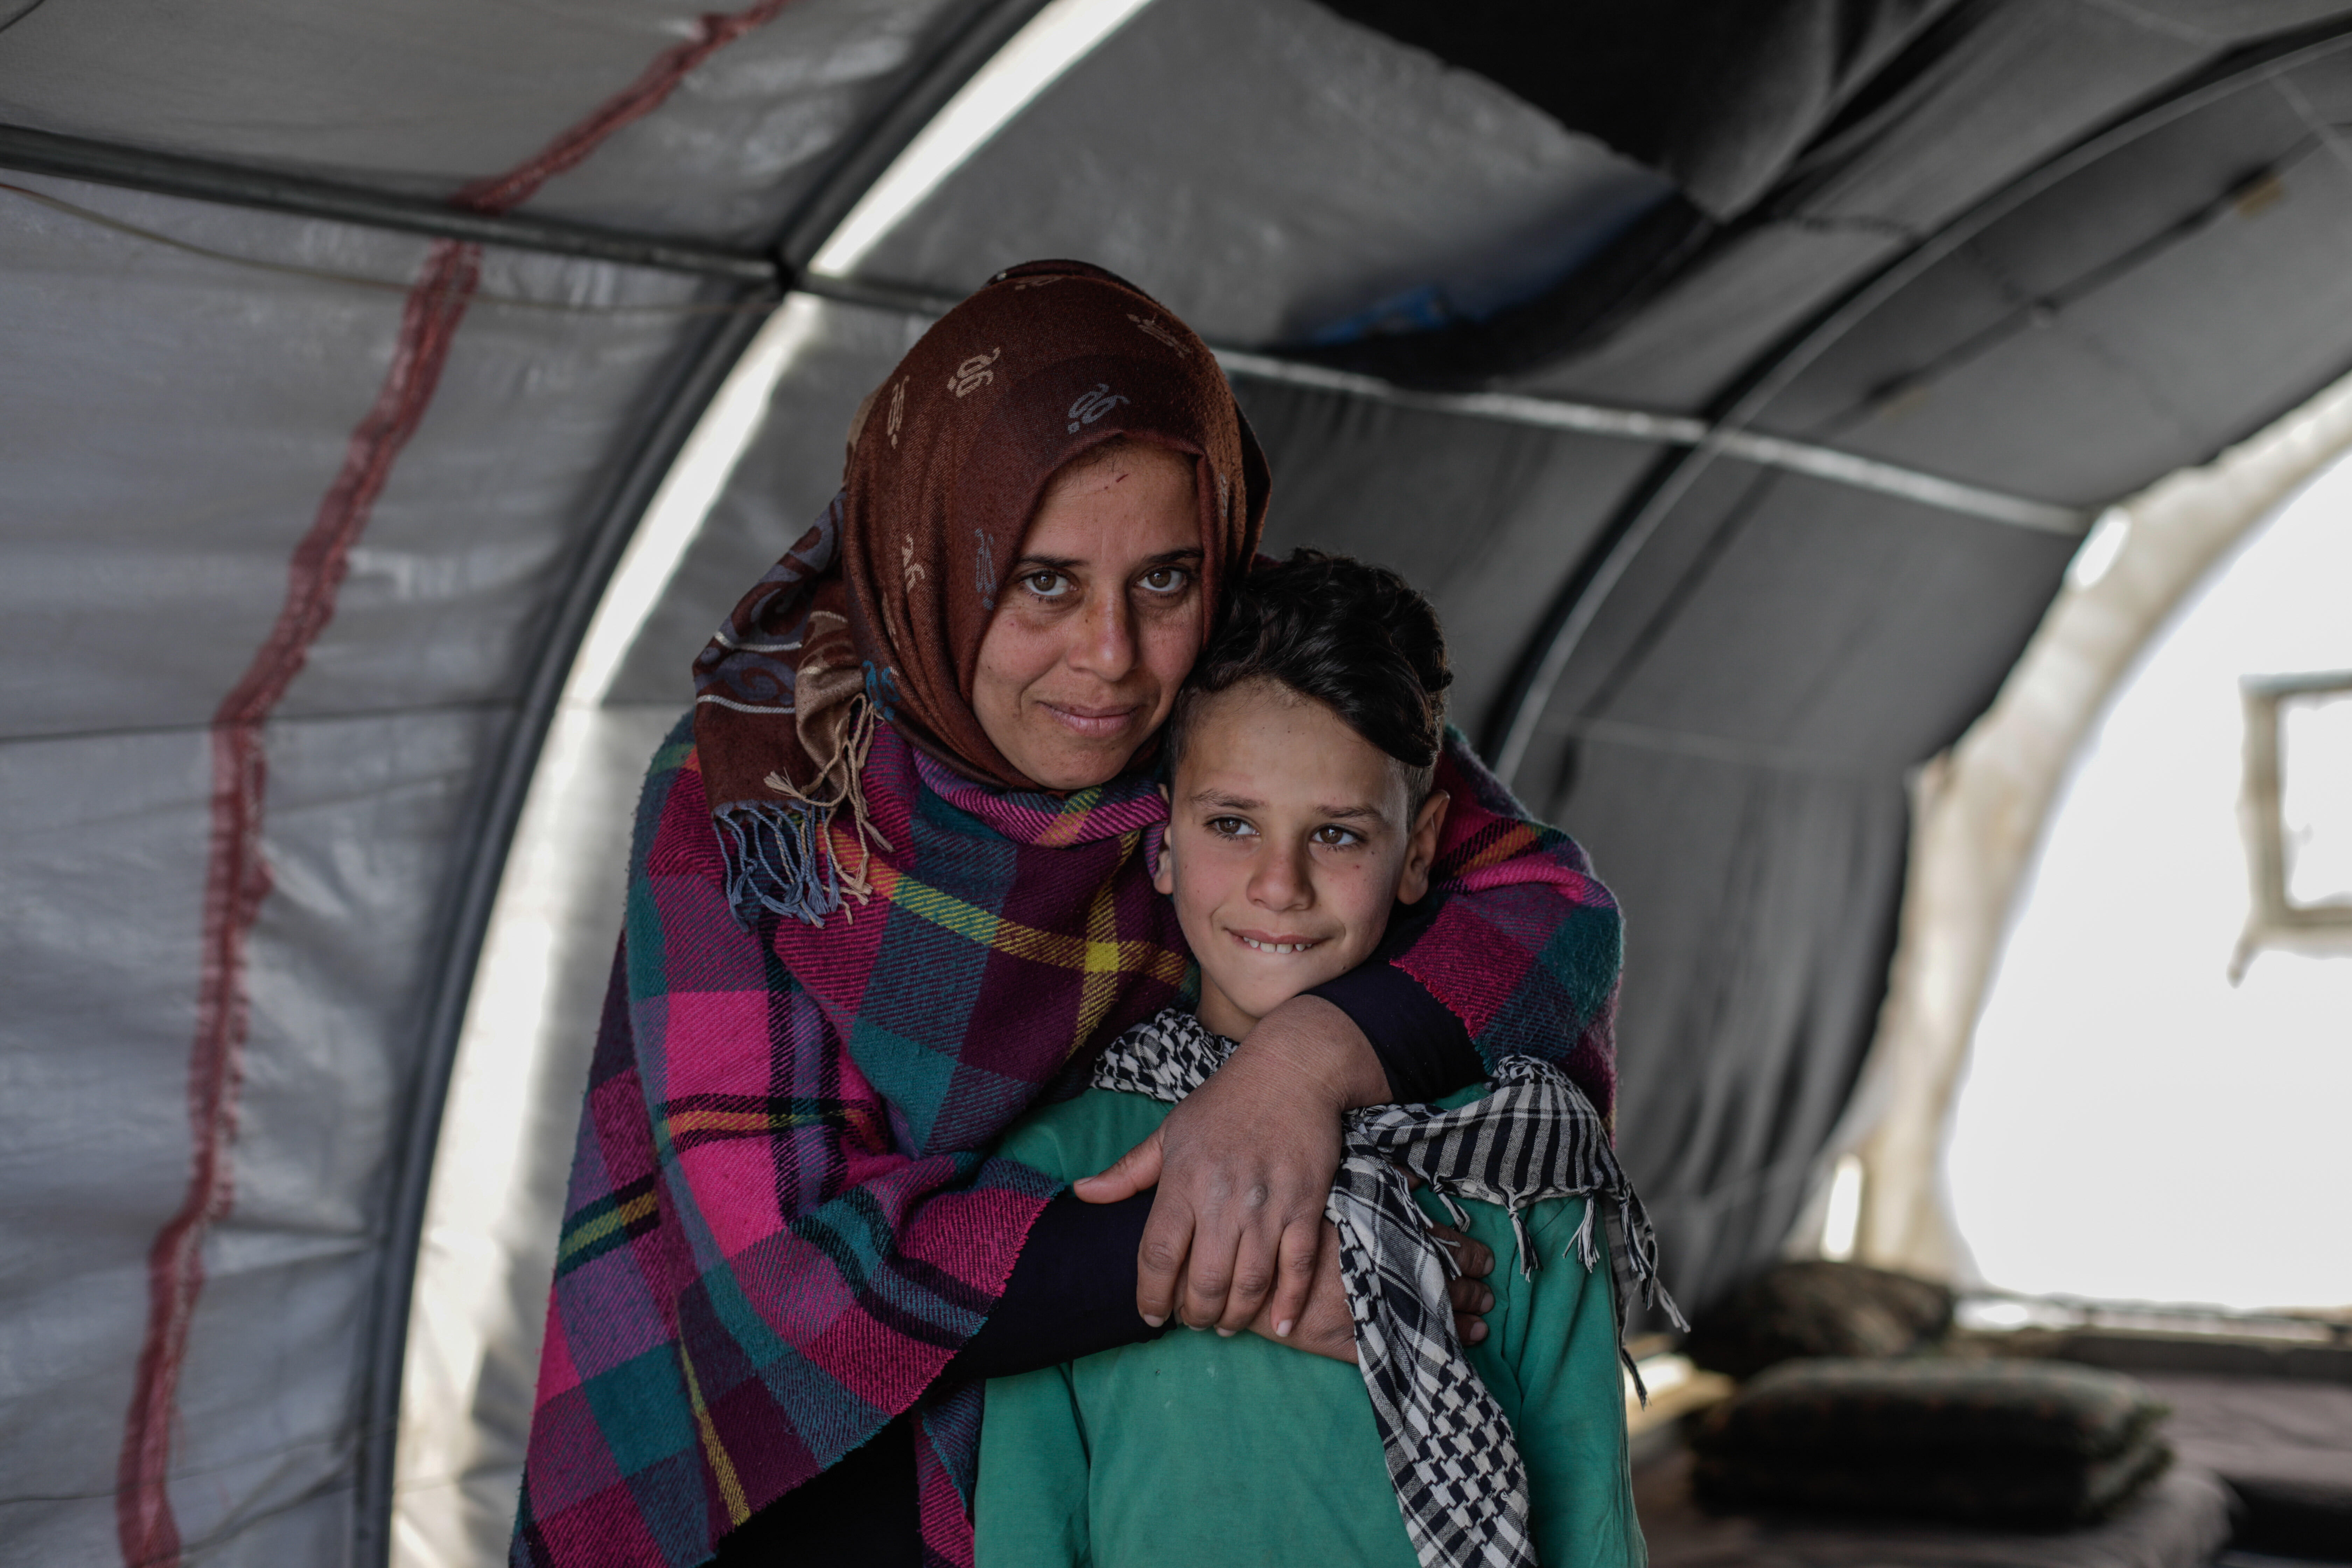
[454,0,796,218]
[114,7,797,1562]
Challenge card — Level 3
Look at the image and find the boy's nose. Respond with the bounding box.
[1248,842,1313,909]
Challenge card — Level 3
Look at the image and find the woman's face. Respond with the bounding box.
[973,443,1204,790]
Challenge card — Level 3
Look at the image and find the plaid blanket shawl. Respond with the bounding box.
[511,721,1622,1568]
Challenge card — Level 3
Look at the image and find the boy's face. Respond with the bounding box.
[1155,679,1449,1040]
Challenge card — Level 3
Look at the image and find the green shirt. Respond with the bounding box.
[977,1084,1647,1568]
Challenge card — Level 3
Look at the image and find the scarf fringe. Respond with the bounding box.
[718,695,894,927]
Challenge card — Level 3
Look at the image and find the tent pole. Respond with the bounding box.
[0,123,779,281]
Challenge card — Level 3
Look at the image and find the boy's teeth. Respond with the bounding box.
[1242,936,1316,954]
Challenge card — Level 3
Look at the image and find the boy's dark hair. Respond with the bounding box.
[1167,549,1452,800]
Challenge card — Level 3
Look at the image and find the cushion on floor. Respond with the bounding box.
[1689,1357,2175,1526]
[1684,1261,1955,1379]
[1692,1434,2173,1527]
[1696,1357,2170,1458]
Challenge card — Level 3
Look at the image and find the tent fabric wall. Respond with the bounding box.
[0,174,714,1563]
[835,0,1677,348]
[13,2,2352,1564]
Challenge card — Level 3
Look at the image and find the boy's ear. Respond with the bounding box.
[1396,789,1451,905]
[1151,784,1177,895]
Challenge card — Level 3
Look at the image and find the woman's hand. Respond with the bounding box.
[1244,1219,1355,1360]
[1238,1220,1499,1364]
[1074,995,1386,1336]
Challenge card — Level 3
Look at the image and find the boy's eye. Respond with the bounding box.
[1138,565,1189,594]
[1311,825,1363,848]
[1205,816,1256,839]
[1023,570,1071,599]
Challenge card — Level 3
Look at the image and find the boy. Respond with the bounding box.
[977,552,1656,1568]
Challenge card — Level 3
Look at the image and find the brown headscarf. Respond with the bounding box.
[692,261,1268,918]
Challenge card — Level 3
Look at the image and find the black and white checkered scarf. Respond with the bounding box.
[1092,1007,1683,1568]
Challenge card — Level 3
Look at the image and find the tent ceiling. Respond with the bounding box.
[841,0,1679,346]
[0,0,980,242]
[11,2,2352,1563]
[1323,0,2352,385]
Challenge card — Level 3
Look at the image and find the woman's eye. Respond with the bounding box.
[1024,570,1070,599]
[1205,816,1255,839]
[1138,566,1189,594]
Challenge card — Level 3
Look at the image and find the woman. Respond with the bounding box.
[510,262,1623,1568]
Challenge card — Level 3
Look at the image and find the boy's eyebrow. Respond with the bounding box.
[1009,546,1205,574]
[1187,789,1392,824]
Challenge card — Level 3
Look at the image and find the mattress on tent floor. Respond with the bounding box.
[1633,1447,2236,1568]
[2140,1374,2352,1562]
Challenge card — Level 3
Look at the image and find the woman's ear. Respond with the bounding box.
[1396,790,1451,905]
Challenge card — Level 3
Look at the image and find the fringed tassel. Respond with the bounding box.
[718,694,894,928]
[1622,1345,1651,1407]
[717,800,847,926]
[1432,1186,1471,1233]
[1616,1190,1689,1333]
[1604,1182,1686,1409]
[1567,1197,1600,1275]
[1510,1202,1541,1282]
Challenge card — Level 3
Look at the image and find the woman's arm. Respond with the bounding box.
[1071,995,1502,1347]
[1378,729,1624,1106]
[1072,994,1379,1338]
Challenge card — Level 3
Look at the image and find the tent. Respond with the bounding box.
[7,1,2352,1562]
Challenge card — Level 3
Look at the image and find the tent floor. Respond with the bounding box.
[1632,1445,2235,1568]
[2143,1374,2352,1564]
[1633,1365,2352,1568]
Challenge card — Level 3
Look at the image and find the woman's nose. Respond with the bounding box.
[1066,585,1137,682]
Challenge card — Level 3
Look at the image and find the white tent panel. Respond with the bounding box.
[163,709,504,1560]
[0,728,212,1564]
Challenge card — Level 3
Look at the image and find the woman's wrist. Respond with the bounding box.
[1241,994,1392,1110]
